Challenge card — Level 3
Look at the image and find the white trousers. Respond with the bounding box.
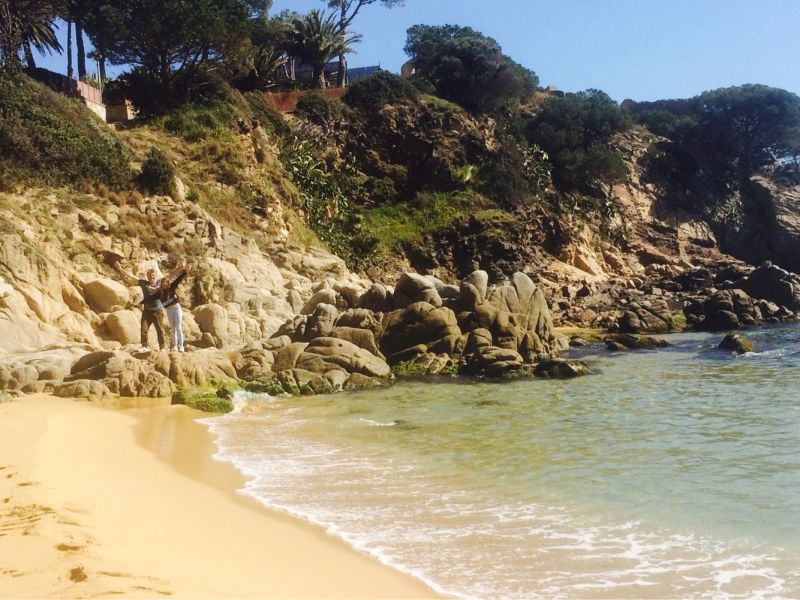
[166,304,184,349]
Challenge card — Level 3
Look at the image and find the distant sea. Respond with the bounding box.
[200,324,800,599]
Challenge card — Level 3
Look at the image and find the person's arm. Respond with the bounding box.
[114,262,139,285]
[168,258,187,280]
[169,270,187,294]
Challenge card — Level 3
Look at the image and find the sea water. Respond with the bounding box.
[199,324,800,599]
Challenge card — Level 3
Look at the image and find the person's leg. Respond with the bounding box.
[140,312,150,347]
[153,310,166,350]
[175,304,185,350]
[166,306,178,350]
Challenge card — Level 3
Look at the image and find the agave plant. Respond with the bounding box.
[250,45,286,89]
[289,9,360,89]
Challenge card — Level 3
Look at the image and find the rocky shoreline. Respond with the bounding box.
[1,184,799,409]
[2,257,797,408]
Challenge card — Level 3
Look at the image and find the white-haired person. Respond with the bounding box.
[115,258,186,351]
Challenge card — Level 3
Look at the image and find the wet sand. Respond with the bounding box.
[0,394,439,598]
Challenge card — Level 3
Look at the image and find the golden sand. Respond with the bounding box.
[0,394,438,599]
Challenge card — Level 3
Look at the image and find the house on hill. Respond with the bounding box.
[278,59,380,87]
[26,67,135,124]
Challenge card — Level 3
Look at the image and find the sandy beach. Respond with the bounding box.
[0,394,438,599]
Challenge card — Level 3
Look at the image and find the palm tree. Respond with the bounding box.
[0,0,61,70]
[289,9,360,89]
[21,13,62,69]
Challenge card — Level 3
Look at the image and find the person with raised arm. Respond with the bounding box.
[156,264,190,352]
[114,258,186,352]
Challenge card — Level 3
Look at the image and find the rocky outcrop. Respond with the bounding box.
[718,176,800,273]
[612,298,674,334]
[736,262,800,310]
[604,333,671,350]
[258,269,567,384]
[534,358,591,379]
[718,333,754,355]
[66,350,175,397]
[687,289,762,331]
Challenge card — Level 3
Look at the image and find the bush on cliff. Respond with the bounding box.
[404,24,538,113]
[137,147,175,195]
[525,89,631,193]
[296,90,345,127]
[0,72,131,190]
[344,71,419,112]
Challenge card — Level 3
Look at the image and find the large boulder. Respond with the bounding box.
[737,262,800,310]
[335,308,384,339]
[459,270,489,311]
[460,272,567,361]
[604,334,671,350]
[614,298,674,333]
[83,277,130,313]
[296,337,390,378]
[54,379,111,398]
[231,347,275,381]
[0,363,39,391]
[302,288,338,315]
[393,273,442,309]
[151,350,239,386]
[694,289,762,331]
[103,354,175,397]
[303,303,338,341]
[66,350,174,397]
[193,303,229,347]
[357,283,392,313]
[104,310,141,345]
[461,346,524,377]
[534,358,591,379]
[381,302,461,364]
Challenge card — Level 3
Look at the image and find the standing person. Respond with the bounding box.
[114,259,186,351]
[159,265,189,352]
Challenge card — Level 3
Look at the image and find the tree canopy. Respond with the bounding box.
[83,0,253,85]
[644,84,800,202]
[404,24,538,113]
[688,84,800,176]
[289,9,360,89]
[525,89,631,192]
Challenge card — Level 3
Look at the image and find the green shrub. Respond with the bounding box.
[344,71,419,112]
[0,72,131,190]
[244,91,292,138]
[160,102,239,142]
[296,90,344,126]
[138,147,175,195]
[110,67,237,117]
[525,89,631,193]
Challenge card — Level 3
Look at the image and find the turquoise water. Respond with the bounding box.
[201,324,800,598]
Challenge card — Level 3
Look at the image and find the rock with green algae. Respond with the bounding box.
[718,333,755,355]
[173,386,234,413]
[534,359,591,379]
[604,333,671,351]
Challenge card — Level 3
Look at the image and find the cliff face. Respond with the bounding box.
[0,189,361,356]
[709,174,800,273]
[2,77,799,399]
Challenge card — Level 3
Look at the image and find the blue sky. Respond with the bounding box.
[34,0,800,102]
[271,0,800,101]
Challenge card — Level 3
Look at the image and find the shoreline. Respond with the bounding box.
[0,394,440,599]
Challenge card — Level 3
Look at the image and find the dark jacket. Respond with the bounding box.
[141,270,186,309]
